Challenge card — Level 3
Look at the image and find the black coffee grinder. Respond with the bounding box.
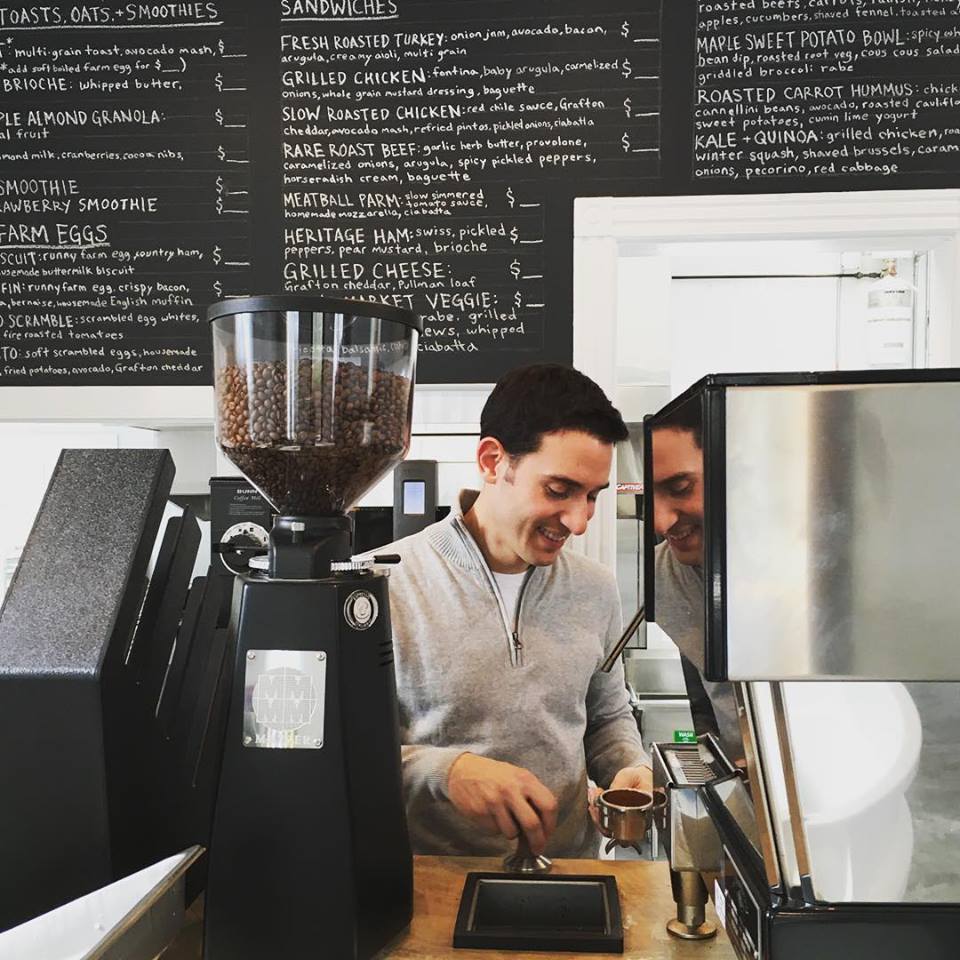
[203,296,419,960]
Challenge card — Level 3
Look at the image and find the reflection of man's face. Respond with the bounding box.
[652,427,704,566]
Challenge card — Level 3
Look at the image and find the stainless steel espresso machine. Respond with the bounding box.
[203,296,419,960]
[644,370,960,960]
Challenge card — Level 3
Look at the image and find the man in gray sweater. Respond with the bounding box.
[383,365,651,859]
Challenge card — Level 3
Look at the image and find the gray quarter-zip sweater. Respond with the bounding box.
[380,489,649,858]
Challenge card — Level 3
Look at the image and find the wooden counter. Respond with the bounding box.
[164,857,734,960]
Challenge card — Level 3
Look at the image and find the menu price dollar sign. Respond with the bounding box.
[621,58,632,80]
[510,259,520,279]
[509,226,519,244]
[623,97,632,118]
[218,38,225,55]
[621,20,629,39]
[506,187,515,208]
[621,132,630,153]
[215,108,224,126]
[514,291,522,310]
[215,72,223,92]
[213,245,222,265]
[217,144,226,162]
[213,280,223,299]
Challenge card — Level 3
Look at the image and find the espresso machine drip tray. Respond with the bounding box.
[665,742,720,785]
[453,873,623,953]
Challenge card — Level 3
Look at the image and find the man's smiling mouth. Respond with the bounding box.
[538,527,567,544]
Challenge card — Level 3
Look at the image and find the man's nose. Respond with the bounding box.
[653,499,676,538]
[561,499,591,537]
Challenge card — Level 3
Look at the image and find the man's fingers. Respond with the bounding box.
[470,801,544,854]
[491,804,520,842]
[446,755,560,854]
[507,795,547,855]
[523,777,559,839]
[609,764,654,793]
[608,772,630,791]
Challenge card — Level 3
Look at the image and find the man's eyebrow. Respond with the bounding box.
[544,475,610,492]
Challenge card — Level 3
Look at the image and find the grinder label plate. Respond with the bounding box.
[243,649,326,749]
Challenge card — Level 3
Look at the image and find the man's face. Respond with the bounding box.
[651,427,704,566]
[489,429,613,567]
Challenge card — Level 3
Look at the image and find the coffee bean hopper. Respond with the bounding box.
[204,296,420,960]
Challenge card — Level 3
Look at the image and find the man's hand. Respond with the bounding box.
[447,753,558,855]
[588,766,654,830]
[608,764,654,793]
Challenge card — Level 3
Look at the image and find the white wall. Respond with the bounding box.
[615,256,671,387]
[616,245,935,399]
[668,274,839,395]
[0,386,213,427]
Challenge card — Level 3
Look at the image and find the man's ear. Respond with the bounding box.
[476,436,508,485]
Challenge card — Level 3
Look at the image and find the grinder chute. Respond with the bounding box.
[204,296,420,960]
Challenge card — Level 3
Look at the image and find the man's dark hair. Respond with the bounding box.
[654,398,703,448]
[480,363,628,457]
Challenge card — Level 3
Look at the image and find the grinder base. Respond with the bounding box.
[203,571,412,960]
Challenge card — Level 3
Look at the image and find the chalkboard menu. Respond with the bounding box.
[0,0,661,385]
[3,0,960,388]
[276,0,662,381]
[694,0,960,183]
[0,1,251,386]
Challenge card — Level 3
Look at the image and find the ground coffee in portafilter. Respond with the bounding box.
[216,359,412,515]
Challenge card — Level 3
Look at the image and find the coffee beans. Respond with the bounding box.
[215,358,412,514]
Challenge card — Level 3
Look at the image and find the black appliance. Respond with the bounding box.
[352,504,394,555]
[0,449,229,932]
[209,476,273,623]
[354,502,450,554]
[392,459,438,540]
[203,295,418,960]
[209,476,273,578]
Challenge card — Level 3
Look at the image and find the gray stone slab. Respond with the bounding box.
[0,448,174,676]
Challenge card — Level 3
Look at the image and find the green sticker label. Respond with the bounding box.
[673,730,697,743]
